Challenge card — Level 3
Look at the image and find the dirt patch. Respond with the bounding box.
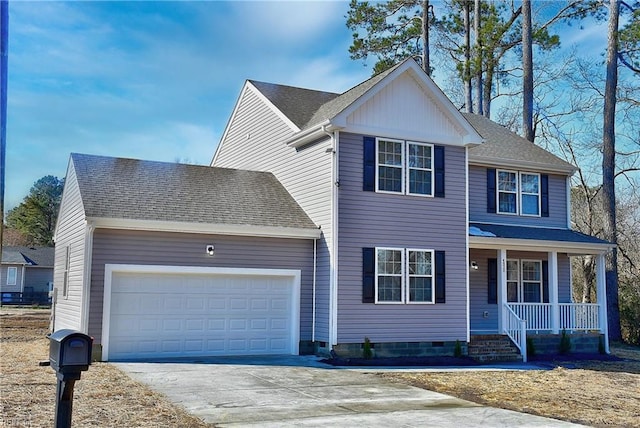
[0,310,209,427]
[381,346,640,427]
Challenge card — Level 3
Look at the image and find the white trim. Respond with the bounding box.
[329,130,339,346]
[333,61,483,146]
[375,247,405,304]
[6,266,17,286]
[375,137,435,197]
[469,156,576,175]
[80,223,95,334]
[469,236,613,254]
[465,147,471,342]
[548,251,559,333]
[595,254,609,353]
[496,169,519,215]
[519,259,543,303]
[285,121,333,148]
[375,137,405,194]
[519,172,541,217]
[406,248,435,304]
[87,217,321,240]
[101,264,302,361]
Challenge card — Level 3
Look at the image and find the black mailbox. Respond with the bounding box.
[49,329,93,373]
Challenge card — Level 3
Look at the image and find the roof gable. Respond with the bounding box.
[70,153,318,236]
[465,113,576,174]
[1,246,55,267]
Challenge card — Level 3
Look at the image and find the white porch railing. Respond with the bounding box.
[559,303,600,331]
[503,304,527,362]
[507,303,601,332]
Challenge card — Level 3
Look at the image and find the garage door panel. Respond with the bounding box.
[107,271,297,360]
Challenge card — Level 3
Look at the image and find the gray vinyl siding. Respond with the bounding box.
[469,249,572,333]
[336,132,468,343]
[53,160,88,332]
[88,229,314,345]
[469,165,569,228]
[24,267,54,292]
[213,85,333,342]
[0,265,23,292]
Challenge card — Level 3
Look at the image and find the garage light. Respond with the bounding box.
[206,245,215,256]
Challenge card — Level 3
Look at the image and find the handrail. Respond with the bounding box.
[503,303,527,363]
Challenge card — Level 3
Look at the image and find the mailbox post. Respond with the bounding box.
[49,329,93,428]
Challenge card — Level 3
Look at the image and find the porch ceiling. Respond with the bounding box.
[469,223,614,255]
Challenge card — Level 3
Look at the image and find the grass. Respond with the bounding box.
[2,308,639,427]
[0,308,209,427]
[380,344,640,427]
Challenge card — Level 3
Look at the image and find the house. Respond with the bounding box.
[53,58,613,361]
[1,246,54,304]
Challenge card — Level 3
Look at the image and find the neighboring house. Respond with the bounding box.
[53,58,613,362]
[1,246,54,304]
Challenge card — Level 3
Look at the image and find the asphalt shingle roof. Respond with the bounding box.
[469,223,612,246]
[71,153,318,231]
[1,246,55,267]
[464,113,576,173]
[251,61,402,131]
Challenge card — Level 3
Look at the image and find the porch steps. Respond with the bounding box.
[468,335,523,363]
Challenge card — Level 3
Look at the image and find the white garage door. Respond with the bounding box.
[103,266,300,361]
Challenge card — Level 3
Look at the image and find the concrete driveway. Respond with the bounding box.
[115,356,583,427]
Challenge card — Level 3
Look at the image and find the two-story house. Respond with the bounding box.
[52,58,612,361]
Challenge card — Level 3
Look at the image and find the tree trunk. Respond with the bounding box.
[421,0,430,75]
[483,59,493,118]
[522,0,534,142]
[463,0,472,112]
[603,0,622,341]
[474,0,483,115]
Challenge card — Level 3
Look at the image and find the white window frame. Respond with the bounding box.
[406,248,435,304]
[506,259,543,303]
[497,169,518,215]
[374,247,435,305]
[376,138,434,197]
[520,172,541,217]
[496,170,541,217]
[506,259,520,303]
[376,138,404,195]
[7,267,17,286]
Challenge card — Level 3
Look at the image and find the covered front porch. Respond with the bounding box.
[468,223,614,362]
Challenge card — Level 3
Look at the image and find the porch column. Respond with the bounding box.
[498,249,507,333]
[548,251,559,334]
[596,253,610,353]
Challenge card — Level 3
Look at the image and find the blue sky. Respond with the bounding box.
[5,1,609,211]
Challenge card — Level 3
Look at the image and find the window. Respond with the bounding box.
[496,170,540,216]
[7,267,17,286]
[506,259,542,303]
[376,248,434,304]
[376,138,434,196]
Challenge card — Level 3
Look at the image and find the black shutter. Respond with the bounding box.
[434,145,445,198]
[363,247,375,303]
[435,251,446,303]
[488,258,498,304]
[487,168,496,213]
[541,174,549,217]
[363,136,376,192]
[542,260,549,303]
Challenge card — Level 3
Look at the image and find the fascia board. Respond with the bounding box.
[88,217,321,240]
[339,124,473,147]
[469,156,577,175]
[469,236,614,254]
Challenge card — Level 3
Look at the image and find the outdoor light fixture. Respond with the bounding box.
[206,245,215,256]
[470,261,479,270]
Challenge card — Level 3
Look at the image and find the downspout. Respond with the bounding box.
[465,146,470,343]
[20,265,26,294]
[312,238,317,343]
[322,125,339,347]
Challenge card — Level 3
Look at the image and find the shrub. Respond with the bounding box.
[527,337,536,358]
[454,339,462,357]
[559,329,571,354]
[363,337,373,359]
